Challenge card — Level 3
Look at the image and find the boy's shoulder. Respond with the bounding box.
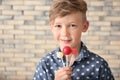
[80,42,108,66]
[89,51,105,61]
[86,50,109,66]
[82,43,105,59]
[40,48,59,62]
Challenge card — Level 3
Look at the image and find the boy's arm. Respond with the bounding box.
[33,61,46,80]
[33,60,53,80]
[99,61,115,80]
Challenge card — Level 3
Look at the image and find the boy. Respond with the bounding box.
[33,0,114,80]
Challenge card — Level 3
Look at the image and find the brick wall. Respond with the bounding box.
[0,0,120,80]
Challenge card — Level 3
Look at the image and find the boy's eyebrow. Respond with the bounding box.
[54,21,78,24]
[54,22,61,24]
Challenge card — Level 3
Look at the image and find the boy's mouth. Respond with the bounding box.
[61,39,71,43]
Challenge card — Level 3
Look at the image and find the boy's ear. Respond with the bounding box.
[82,21,89,32]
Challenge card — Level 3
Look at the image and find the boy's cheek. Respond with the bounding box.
[53,34,58,40]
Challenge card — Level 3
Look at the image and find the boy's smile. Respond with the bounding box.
[50,12,89,53]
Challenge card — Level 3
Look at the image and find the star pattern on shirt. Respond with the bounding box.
[33,42,114,80]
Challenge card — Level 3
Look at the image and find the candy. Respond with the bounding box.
[62,46,77,66]
[63,46,76,55]
[57,52,63,58]
[57,52,65,66]
[63,46,72,55]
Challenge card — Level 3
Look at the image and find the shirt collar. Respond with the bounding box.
[76,42,90,62]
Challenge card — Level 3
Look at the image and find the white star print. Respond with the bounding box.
[82,65,85,68]
[84,50,86,52]
[86,68,90,71]
[50,67,53,69]
[58,59,61,62]
[87,61,90,64]
[96,68,99,72]
[91,57,95,60]
[81,72,85,76]
[91,72,94,75]
[86,76,90,79]
[40,73,42,76]
[46,63,49,65]
[91,64,95,67]
[96,61,99,64]
[76,69,80,72]
[76,77,80,79]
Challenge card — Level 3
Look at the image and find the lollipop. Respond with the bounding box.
[63,46,76,66]
[63,46,72,55]
[57,52,63,58]
[57,52,65,66]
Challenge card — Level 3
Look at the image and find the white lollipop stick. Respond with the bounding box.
[57,52,65,66]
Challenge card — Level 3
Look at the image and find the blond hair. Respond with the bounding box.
[49,0,87,22]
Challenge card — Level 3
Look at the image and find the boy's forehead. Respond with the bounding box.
[51,11,83,22]
[51,12,83,24]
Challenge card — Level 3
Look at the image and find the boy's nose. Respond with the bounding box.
[61,27,69,36]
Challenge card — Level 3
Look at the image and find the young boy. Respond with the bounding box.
[33,0,114,80]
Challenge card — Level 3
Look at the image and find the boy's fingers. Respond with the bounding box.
[60,67,72,71]
[57,67,72,75]
[55,67,72,80]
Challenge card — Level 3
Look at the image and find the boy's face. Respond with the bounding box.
[50,12,89,50]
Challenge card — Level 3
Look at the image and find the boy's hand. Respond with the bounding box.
[55,66,72,80]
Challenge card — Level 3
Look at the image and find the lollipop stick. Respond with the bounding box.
[69,54,75,66]
[62,58,65,66]
[66,55,69,66]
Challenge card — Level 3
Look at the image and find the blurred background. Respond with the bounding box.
[0,0,120,80]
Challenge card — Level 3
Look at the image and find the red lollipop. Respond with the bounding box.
[63,46,72,55]
[63,46,77,66]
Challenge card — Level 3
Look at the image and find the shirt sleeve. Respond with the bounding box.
[99,61,115,80]
[33,58,54,80]
[33,60,47,80]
